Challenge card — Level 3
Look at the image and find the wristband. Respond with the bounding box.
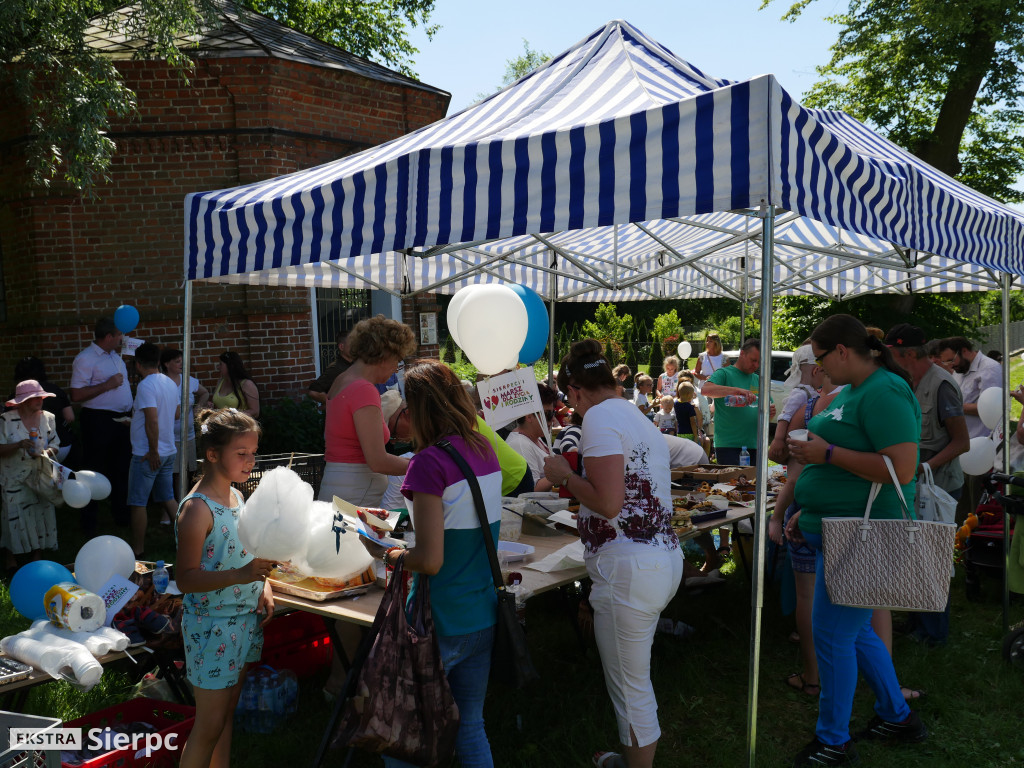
[560,474,571,488]
[382,546,401,567]
[825,444,835,464]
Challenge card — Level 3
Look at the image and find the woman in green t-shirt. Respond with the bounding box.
[784,315,926,767]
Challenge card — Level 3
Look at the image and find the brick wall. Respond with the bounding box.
[0,53,449,403]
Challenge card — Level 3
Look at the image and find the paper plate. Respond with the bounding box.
[497,541,535,562]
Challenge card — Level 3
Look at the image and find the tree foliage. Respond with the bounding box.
[1,0,437,193]
[651,309,683,344]
[764,0,1024,202]
[477,39,550,101]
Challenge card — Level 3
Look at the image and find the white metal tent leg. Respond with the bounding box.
[179,281,193,502]
[1002,274,1012,633]
[746,203,775,768]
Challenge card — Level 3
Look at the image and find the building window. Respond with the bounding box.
[312,288,370,373]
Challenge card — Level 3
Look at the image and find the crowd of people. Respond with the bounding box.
[4,308,1018,768]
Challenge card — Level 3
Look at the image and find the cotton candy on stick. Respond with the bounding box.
[294,501,373,586]
[237,466,312,562]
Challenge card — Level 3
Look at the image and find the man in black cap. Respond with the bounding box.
[886,322,969,644]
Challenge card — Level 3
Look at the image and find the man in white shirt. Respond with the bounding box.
[70,317,134,537]
[937,336,1003,438]
[505,410,554,492]
[127,342,180,557]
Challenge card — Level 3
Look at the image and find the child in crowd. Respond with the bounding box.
[657,355,681,397]
[613,364,633,399]
[654,395,678,434]
[176,409,276,768]
[674,381,710,452]
[632,374,654,415]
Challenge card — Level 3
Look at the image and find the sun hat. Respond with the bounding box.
[6,379,55,407]
[380,389,404,424]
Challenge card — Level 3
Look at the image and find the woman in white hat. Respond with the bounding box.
[0,380,60,573]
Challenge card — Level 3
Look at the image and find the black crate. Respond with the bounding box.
[197,453,325,499]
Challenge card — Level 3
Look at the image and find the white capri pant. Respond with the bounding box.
[587,546,684,748]
[318,461,388,506]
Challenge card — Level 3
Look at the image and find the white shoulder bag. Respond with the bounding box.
[821,455,956,612]
[915,462,958,525]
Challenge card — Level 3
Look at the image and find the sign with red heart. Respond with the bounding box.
[477,367,543,429]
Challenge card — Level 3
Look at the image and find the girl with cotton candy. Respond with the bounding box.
[175,408,275,768]
[0,380,61,575]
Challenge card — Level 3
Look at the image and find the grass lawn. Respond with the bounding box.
[4,505,1023,767]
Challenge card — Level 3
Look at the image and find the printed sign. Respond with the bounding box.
[97,573,140,627]
[120,336,143,356]
[419,312,437,345]
[477,367,543,429]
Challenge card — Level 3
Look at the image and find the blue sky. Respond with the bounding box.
[407,0,843,111]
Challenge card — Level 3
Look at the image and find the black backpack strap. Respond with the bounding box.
[434,439,504,591]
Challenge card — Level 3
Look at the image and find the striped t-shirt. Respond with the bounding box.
[401,434,502,636]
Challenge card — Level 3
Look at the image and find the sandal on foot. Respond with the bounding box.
[593,752,627,768]
[786,672,821,697]
[901,687,925,702]
[717,544,732,557]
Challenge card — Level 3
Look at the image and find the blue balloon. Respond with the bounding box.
[114,304,140,333]
[9,560,75,620]
[509,285,549,364]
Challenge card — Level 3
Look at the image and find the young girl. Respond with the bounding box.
[656,355,681,398]
[673,381,703,445]
[653,395,678,435]
[176,409,275,768]
[632,374,654,415]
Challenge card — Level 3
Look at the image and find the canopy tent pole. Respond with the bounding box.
[746,203,775,768]
[740,226,749,341]
[178,281,193,502]
[1002,274,1012,634]
[548,251,558,383]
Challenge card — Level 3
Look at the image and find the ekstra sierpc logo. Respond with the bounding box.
[9,727,180,755]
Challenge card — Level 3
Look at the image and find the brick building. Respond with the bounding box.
[0,1,449,405]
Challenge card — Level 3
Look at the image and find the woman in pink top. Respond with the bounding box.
[319,315,418,507]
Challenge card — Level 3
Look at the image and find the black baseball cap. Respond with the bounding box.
[884,323,927,348]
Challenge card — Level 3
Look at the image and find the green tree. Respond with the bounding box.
[977,289,1024,326]
[764,0,1024,202]
[651,309,683,347]
[2,0,437,193]
[477,39,550,100]
[580,303,635,354]
[648,339,663,383]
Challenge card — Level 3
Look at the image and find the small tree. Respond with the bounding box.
[648,340,663,382]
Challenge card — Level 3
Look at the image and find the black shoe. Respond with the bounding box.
[856,711,927,743]
[792,737,859,767]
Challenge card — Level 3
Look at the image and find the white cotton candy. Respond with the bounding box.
[237,466,313,562]
[295,501,373,583]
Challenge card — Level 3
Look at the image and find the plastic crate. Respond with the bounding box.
[226,452,325,499]
[61,698,195,768]
[0,712,61,768]
[260,612,332,678]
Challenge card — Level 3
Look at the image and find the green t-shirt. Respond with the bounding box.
[707,364,759,448]
[795,367,921,535]
[475,416,528,496]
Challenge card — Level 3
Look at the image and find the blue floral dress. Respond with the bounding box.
[175,489,264,689]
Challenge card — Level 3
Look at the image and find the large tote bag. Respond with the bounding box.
[333,553,460,767]
[822,455,956,612]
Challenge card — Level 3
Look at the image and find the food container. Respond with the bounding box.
[519,493,569,519]
[670,464,747,482]
[500,498,525,542]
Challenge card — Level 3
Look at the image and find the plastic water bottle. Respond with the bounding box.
[739,447,750,467]
[724,395,746,407]
[152,561,169,594]
[257,676,273,733]
[236,675,255,729]
[28,427,42,456]
[278,670,299,716]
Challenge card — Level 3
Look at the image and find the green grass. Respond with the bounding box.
[6,528,1024,767]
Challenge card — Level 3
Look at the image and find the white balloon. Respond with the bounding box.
[73,470,111,501]
[75,535,136,593]
[237,466,312,562]
[456,285,529,375]
[960,436,997,476]
[677,341,693,359]
[295,501,373,582]
[62,479,92,509]
[446,287,476,348]
[977,387,1003,431]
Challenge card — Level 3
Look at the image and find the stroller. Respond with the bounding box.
[972,473,1024,665]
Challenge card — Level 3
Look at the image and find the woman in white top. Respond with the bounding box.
[543,340,682,768]
[693,332,724,384]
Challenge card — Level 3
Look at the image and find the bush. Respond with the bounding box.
[648,339,662,382]
[258,397,325,455]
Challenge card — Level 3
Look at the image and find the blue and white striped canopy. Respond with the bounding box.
[185,19,1024,295]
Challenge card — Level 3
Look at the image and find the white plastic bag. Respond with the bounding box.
[916,463,957,525]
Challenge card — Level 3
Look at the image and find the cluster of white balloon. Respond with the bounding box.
[61,470,112,509]
[447,284,549,374]
[960,387,1004,476]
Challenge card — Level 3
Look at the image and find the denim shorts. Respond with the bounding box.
[784,503,816,573]
[128,454,175,506]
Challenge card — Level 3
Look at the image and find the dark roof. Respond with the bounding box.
[83,0,448,97]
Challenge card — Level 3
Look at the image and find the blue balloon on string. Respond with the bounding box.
[509,285,549,364]
[9,560,75,620]
[114,305,140,333]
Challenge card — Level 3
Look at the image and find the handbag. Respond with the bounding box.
[916,463,957,525]
[23,455,66,507]
[821,455,956,612]
[333,552,460,767]
[434,439,539,689]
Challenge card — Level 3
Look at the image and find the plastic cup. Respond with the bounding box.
[788,429,810,442]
